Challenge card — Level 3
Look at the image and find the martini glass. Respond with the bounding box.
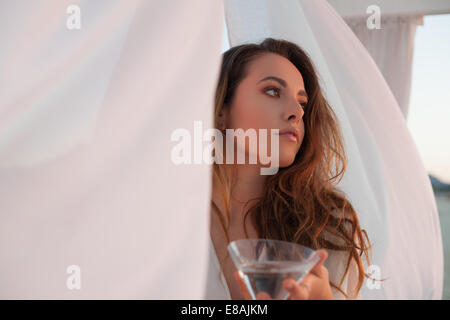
[227,238,320,300]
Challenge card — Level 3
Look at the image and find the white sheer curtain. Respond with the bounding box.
[0,0,223,298]
[345,15,424,119]
[224,0,443,299]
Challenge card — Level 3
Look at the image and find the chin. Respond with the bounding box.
[277,142,303,167]
[278,159,295,168]
[278,151,297,168]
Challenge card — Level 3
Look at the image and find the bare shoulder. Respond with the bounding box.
[330,207,356,222]
[321,207,358,247]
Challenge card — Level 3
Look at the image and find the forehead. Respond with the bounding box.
[245,53,305,87]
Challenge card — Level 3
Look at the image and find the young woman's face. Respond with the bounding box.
[224,53,307,168]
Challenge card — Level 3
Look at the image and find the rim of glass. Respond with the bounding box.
[227,238,319,264]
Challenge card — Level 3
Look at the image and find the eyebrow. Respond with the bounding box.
[257,76,308,99]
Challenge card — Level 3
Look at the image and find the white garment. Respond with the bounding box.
[204,236,361,300]
[204,237,232,300]
[223,0,443,299]
[0,0,223,299]
[324,249,362,300]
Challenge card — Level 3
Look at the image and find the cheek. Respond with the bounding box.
[298,122,305,142]
[229,100,276,131]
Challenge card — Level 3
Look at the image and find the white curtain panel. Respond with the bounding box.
[0,0,223,298]
[224,0,443,299]
[345,15,424,119]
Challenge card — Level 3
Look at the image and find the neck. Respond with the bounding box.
[213,163,267,225]
[231,164,266,203]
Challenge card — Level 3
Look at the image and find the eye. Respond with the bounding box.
[265,86,307,109]
[264,86,280,97]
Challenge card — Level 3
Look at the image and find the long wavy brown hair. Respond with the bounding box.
[211,38,372,299]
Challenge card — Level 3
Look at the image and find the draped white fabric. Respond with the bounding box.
[224,0,443,299]
[345,15,424,119]
[0,0,223,298]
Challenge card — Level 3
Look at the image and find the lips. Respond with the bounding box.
[278,128,299,142]
[279,132,297,142]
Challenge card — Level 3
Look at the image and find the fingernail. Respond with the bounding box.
[286,282,294,290]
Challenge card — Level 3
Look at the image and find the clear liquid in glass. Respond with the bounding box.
[239,260,316,300]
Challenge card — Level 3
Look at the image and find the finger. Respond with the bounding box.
[233,271,253,300]
[310,249,328,277]
[283,278,309,300]
[298,274,315,294]
[256,292,272,300]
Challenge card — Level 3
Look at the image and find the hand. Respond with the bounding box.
[234,249,333,300]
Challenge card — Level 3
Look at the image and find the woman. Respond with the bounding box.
[206,38,372,300]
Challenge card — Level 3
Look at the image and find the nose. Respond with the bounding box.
[285,98,304,124]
